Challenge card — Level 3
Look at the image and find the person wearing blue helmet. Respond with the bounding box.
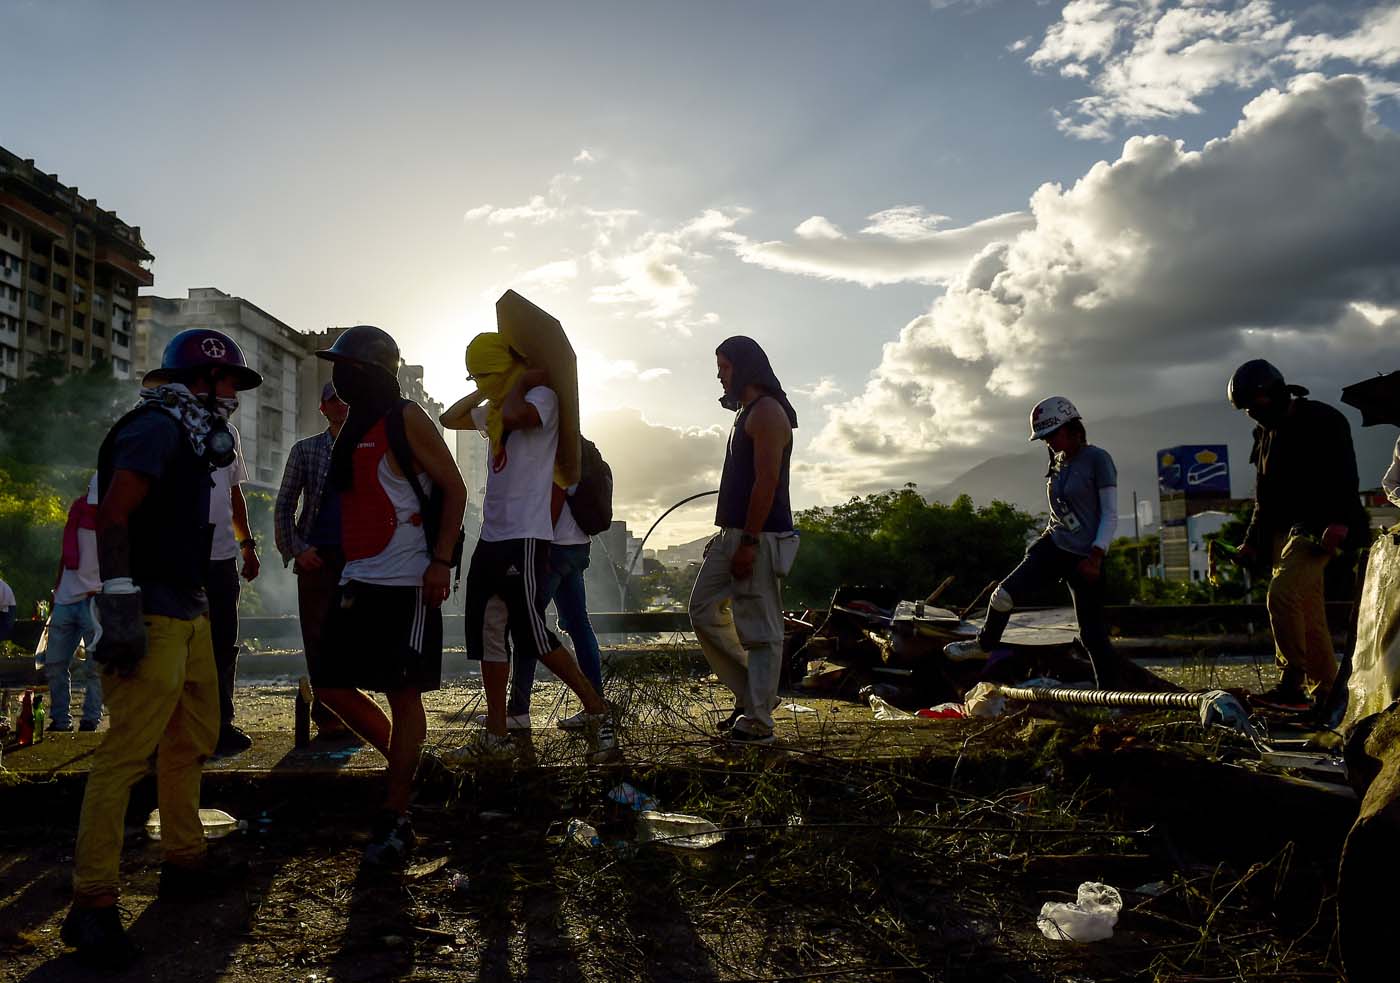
[61,328,261,970]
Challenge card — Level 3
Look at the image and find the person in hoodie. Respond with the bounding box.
[689,336,800,746]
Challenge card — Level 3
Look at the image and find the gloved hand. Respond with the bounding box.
[91,578,147,675]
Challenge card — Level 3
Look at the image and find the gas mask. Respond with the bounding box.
[202,382,238,469]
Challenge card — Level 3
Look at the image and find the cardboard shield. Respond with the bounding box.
[495,290,581,485]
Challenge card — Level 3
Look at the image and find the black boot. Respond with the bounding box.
[60,904,142,970]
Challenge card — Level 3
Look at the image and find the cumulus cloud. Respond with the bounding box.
[729,208,1033,287]
[1026,0,1400,139]
[590,207,750,325]
[514,258,579,291]
[464,195,559,225]
[791,377,845,401]
[574,148,597,163]
[811,74,1400,495]
[584,408,727,542]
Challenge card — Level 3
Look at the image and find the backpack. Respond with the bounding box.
[384,401,467,583]
[568,436,613,536]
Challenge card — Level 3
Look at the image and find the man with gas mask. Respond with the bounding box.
[689,336,799,746]
[1228,359,1369,713]
[312,326,466,867]
[61,328,261,970]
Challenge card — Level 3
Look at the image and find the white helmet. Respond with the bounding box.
[1028,396,1081,441]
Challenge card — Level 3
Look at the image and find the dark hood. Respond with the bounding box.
[715,336,798,428]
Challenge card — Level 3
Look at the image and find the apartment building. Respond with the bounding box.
[0,145,152,391]
[136,289,308,490]
[299,326,446,435]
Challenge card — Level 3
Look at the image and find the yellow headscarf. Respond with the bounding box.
[465,333,527,456]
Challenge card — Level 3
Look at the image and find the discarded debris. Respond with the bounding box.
[868,695,915,721]
[780,702,816,713]
[144,808,243,841]
[1037,882,1123,943]
[636,812,724,849]
[405,856,450,880]
[607,782,659,813]
[963,682,1007,718]
[566,819,602,848]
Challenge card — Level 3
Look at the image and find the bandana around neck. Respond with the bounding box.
[136,383,227,457]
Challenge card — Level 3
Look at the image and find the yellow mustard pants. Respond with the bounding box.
[73,614,219,901]
[1267,533,1339,696]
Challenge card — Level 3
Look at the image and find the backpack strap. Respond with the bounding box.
[383,400,432,521]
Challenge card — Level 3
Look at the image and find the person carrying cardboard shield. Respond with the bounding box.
[442,332,617,763]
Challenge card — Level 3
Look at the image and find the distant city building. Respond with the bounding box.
[136,289,306,489]
[655,534,712,569]
[0,145,152,391]
[456,427,489,545]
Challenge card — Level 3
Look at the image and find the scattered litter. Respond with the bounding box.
[963,682,1007,719]
[448,870,470,895]
[636,812,725,849]
[566,819,601,848]
[145,808,243,841]
[405,857,449,880]
[608,782,660,813]
[868,695,915,720]
[780,702,816,714]
[1199,689,1251,734]
[436,945,455,956]
[858,683,904,704]
[1037,882,1122,942]
[916,703,966,719]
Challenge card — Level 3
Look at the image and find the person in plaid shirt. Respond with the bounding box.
[275,381,349,735]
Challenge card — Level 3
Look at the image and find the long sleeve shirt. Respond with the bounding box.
[1243,396,1370,552]
[1384,435,1400,509]
[274,429,334,565]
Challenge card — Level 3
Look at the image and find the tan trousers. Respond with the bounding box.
[1267,533,1339,696]
[688,529,786,736]
[73,614,219,900]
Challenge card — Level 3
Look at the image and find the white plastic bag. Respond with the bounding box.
[1344,529,1400,732]
[1037,882,1122,942]
[868,695,915,720]
[962,682,1006,718]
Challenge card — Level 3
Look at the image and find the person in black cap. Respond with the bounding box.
[275,380,351,737]
[311,326,466,867]
[689,336,800,745]
[61,328,261,970]
[1228,358,1369,712]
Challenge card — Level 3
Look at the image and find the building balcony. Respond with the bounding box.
[0,265,19,288]
[0,296,18,318]
[95,247,153,287]
[0,192,67,238]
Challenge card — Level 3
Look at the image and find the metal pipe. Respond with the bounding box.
[993,686,1208,711]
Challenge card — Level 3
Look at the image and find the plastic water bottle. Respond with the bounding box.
[145,808,243,841]
[636,813,725,849]
[566,819,602,848]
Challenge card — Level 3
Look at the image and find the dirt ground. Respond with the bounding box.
[1,652,1342,983]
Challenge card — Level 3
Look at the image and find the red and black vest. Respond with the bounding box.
[340,416,425,561]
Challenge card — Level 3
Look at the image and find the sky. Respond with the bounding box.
[4,0,1399,546]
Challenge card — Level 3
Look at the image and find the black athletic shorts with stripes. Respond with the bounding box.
[464,537,561,662]
[318,580,443,692]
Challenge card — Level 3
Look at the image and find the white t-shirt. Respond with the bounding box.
[0,578,14,612]
[553,494,590,547]
[209,425,248,562]
[473,386,559,542]
[55,475,101,605]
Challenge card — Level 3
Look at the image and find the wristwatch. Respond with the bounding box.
[740,533,760,547]
[239,537,257,551]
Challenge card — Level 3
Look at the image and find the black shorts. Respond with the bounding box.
[317,580,443,692]
[465,537,560,662]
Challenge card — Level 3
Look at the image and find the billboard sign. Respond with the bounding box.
[1157,445,1230,496]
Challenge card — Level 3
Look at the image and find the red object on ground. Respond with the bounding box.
[916,703,966,719]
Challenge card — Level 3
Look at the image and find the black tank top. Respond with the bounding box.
[715,396,793,532]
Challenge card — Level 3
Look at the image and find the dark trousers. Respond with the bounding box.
[508,543,602,716]
[296,546,346,727]
[206,557,242,728]
[980,533,1123,688]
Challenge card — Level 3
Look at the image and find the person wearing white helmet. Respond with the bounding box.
[944,396,1125,688]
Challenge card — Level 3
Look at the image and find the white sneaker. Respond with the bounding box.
[558,701,615,731]
[943,640,988,662]
[471,712,532,731]
[442,731,516,765]
[589,719,622,764]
